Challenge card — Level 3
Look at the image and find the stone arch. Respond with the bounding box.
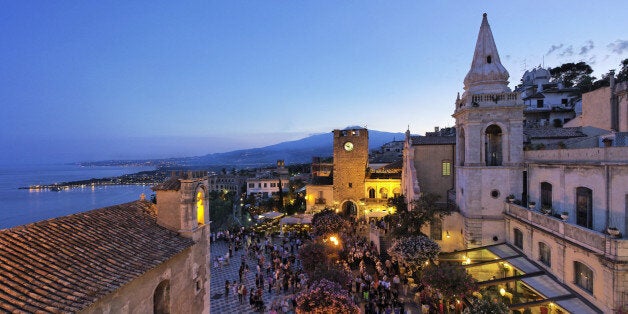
[153,279,170,314]
[458,127,466,166]
[341,200,357,217]
[379,187,389,199]
[195,184,207,226]
[483,123,505,166]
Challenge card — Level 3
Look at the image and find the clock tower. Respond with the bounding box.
[333,128,368,216]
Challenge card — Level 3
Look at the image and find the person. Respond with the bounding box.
[237,284,244,304]
[225,280,230,299]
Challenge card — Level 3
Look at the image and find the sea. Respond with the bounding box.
[0,163,156,230]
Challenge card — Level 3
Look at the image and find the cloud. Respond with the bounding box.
[559,45,574,57]
[546,44,564,55]
[607,40,628,54]
[587,55,596,65]
[504,54,511,60]
[579,40,594,55]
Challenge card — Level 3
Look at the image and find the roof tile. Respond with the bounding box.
[0,201,194,312]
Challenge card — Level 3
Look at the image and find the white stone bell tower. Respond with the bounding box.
[453,13,524,247]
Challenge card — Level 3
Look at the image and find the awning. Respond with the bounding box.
[440,243,602,314]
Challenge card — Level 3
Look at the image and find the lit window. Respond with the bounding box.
[442,161,451,176]
[574,261,593,293]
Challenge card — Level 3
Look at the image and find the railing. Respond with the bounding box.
[471,92,519,103]
[505,202,628,260]
[363,198,389,205]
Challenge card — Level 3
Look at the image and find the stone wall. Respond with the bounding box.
[82,225,210,314]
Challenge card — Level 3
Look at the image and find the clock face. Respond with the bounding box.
[344,142,354,151]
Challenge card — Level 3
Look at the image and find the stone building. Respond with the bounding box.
[306,128,402,220]
[404,13,627,313]
[452,13,525,248]
[246,160,290,199]
[516,66,580,128]
[0,172,210,313]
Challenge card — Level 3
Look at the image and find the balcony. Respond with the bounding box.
[314,198,326,205]
[362,198,389,205]
[505,202,628,261]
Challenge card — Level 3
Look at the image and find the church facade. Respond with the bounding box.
[404,13,628,313]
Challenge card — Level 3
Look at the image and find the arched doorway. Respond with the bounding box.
[153,280,170,314]
[341,201,357,217]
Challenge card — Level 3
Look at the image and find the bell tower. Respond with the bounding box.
[332,128,368,216]
[453,14,524,247]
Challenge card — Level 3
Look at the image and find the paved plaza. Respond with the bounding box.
[210,238,296,313]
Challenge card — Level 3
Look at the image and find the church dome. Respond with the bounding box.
[463,13,511,96]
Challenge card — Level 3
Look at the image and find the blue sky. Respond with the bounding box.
[1,1,627,164]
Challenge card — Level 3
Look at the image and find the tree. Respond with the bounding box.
[617,58,628,82]
[295,279,359,314]
[388,194,407,212]
[549,62,595,90]
[298,241,330,273]
[388,193,452,237]
[387,235,440,275]
[277,177,285,212]
[422,263,478,306]
[311,209,348,237]
[463,298,509,314]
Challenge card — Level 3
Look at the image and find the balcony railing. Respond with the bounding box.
[362,198,389,205]
[314,198,326,205]
[505,202,628,261]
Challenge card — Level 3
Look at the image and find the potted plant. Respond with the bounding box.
[560,211,569,221]
[506,194,515,203]
[528,201,536,209]
[540,206,552,215]
[607,227,620,237]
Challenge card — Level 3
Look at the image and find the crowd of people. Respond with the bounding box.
[212,227,309,313]
[212,217,420,314]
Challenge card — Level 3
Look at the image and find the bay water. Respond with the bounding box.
[0,164,156,229]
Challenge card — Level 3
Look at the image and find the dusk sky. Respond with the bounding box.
[1,1,627,164]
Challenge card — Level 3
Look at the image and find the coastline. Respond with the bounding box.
[19,169,169,191]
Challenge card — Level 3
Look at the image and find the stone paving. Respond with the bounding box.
[210,239,296,313]
[209,233,422,314]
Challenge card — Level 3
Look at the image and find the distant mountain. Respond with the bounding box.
[190,129,407,167]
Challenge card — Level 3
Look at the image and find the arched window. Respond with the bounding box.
[153,280,171,314]
[541,182,552,208]
[486,55,492,64]
[393,187,401,198]
[459,128,466,166]
[379,187,388,199]
[196,189,205,226]
[539,242,551,267]
[576,187,592,229]
[485,125,503,166]
[574,261,593,293]
[368,188,375,199]
[513,228,523,249]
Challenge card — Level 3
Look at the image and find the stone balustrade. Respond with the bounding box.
[505,202,628,261]
[525,147,628,163]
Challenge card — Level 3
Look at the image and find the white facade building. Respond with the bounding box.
[405,13,628,313]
